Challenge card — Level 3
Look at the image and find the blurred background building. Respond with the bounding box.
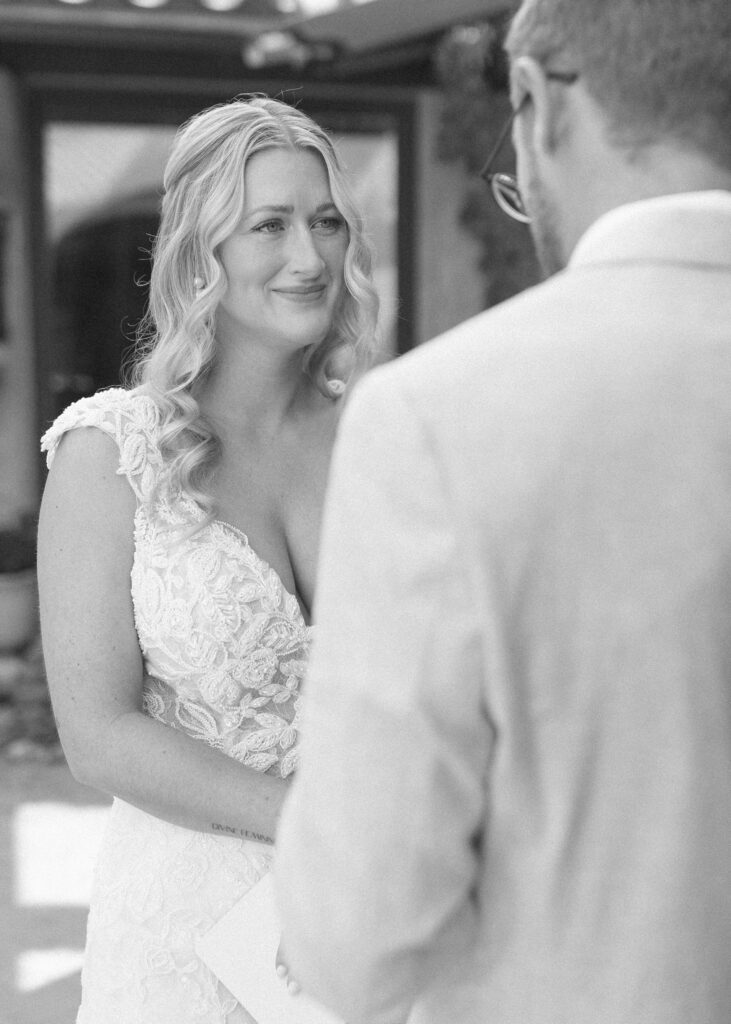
[0,0,540,524]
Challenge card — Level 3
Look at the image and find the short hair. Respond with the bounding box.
[132,96,379,517]
[505,0,731,167]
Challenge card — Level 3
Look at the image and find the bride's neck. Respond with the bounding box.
[196,344,314,444]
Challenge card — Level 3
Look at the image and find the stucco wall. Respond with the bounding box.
[0,69,37,523]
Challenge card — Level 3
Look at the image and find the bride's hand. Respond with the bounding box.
[275,940,301,995]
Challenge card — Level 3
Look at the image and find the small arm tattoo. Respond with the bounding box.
[211,823,274,844]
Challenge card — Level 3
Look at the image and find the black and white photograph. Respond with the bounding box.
[0,1,729,1022]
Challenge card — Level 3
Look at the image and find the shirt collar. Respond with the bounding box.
[569,190,731,271]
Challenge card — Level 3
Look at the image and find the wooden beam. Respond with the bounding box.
[0,3,279,42]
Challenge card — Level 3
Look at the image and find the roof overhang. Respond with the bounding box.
[293,0,514,53]
[0,0,517,59]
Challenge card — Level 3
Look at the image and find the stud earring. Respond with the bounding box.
[193,276,205,291]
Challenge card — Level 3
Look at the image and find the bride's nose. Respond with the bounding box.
[286,224,326,276]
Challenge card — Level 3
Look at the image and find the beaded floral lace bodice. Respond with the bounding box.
[41,387,315,1019]
[42,387,309,779]
[41,387,316,1022]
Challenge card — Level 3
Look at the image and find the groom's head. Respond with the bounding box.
[504,0,731,275]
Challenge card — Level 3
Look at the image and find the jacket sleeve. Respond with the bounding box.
[274,369,492,1024]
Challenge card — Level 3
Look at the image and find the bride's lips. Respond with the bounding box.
[273,284,327,303]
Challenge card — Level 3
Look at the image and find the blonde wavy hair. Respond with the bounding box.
[131,95,379,516]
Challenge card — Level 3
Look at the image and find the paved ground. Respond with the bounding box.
[0,758,111,1024]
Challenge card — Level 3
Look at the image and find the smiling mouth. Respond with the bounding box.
[273,285,327,300]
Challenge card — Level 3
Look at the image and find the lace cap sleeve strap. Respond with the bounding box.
[40,387,163,503]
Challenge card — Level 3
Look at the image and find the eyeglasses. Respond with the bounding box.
[480,71,579,224]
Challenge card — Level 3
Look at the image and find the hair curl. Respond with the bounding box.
[506,0,731,167]
[130,95,379,516]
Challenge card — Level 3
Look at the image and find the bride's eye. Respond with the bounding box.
[312,216,345,235]
[253,220,284,234]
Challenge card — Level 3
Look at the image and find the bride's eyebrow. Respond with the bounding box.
[245,201,338,219]
[247,204,292,218]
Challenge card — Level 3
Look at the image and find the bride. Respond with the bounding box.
[37,95,378,1023]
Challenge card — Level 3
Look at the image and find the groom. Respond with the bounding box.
[276,1,731,1021]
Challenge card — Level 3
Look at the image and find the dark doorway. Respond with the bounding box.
[51,205,159,416]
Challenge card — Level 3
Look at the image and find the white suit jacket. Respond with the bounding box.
[275,191,731,1024]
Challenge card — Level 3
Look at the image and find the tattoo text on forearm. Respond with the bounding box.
[211,822,274,844]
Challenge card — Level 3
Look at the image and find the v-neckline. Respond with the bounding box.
[210,517,312,629]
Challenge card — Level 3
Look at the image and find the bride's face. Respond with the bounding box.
[215,147,348,356]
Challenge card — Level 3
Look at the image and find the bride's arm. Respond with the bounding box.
[37,426,287,844]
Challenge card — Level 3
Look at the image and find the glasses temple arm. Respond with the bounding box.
[479,107,517,180]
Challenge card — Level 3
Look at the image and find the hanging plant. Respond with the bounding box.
[434,19,540,308]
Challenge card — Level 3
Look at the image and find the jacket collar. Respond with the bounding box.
[569,190,731,271]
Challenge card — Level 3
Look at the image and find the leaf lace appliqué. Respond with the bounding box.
[42,388,312,1022]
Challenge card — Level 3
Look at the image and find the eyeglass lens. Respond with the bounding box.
[490,173,531,223]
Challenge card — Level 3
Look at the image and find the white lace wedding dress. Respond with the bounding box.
[42,387,311,1023]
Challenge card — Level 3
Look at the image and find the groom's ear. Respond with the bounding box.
[510,56,563,156]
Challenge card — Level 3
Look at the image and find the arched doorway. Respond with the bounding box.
[50,200,159,416]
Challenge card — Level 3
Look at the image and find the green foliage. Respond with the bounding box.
[434,20,540,308]
[435,22,508,172]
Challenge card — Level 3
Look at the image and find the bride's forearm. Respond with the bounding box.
[67,709,289,843]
